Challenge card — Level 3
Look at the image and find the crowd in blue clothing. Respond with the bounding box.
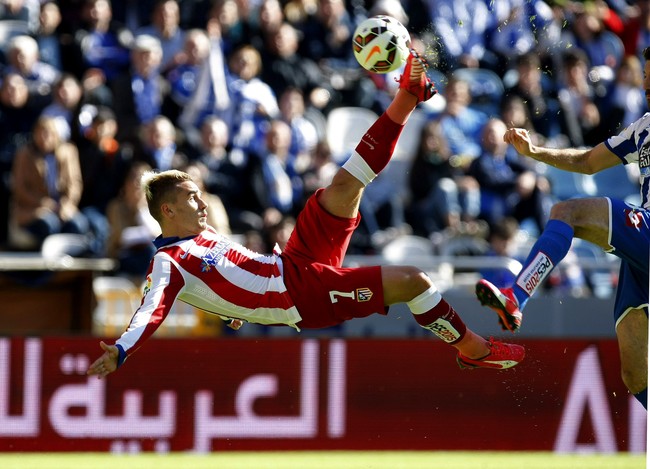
[0,0,645,287]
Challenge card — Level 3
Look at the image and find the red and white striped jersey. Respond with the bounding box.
[116,228,301,357]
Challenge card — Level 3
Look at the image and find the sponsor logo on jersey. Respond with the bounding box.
[201,240,231,272]
[515,251,554,296]
[639,143,650,170]
[356,287,373,302]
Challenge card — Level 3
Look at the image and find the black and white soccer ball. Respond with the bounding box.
[352,15,411,74]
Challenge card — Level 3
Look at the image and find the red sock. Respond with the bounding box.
[413,299,467,345]
[353,112,404,174]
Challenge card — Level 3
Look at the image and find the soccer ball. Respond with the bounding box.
[352,15,411,74]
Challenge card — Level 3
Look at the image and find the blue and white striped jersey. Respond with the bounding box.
[604,112,650,209]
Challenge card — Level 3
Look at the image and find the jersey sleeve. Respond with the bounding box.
[605,115,648,165]
[115,254,184,365]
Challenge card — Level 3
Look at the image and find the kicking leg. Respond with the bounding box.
[319,50,436,219]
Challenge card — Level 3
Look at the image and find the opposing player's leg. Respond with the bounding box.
[319,49,436,219]
[382,265,525,369]
[616,308,648,408]
[476,197,610,331]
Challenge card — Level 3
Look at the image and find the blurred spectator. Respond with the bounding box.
[299,0,365,106]
[4,34,60,98]
[242,229,267,253]
[133,115,185,171]
[433,76,488,163]
[190,116,255,231]
[164,27,211,124]
[105,161,160,279]
[135,0,185,72]
[566,2,624,69]
[301,139,338,200]
[10,116,90,249]
[72,0,132,82]
[557,48,607,147]
[603,54,646,133]
[227,44,280,156]
[40,73,83,142]
[251,119,303,217]
[108,0,157,32]
[109,34,170,144]
[502,52,567,142]
[278,86,321,159]
[479,216,521,288]
[0,0,39,33]
[261,21,333,111]
[265,214,295,251]
[499,94,555,164]
[36,1,64,71]
[0,73,46,163]
[620,0,650,60]
[298,0,355,66]
[207,0,251,56]
[427,0,497,72]
[76,105,126,214]
[243,0,286,55]
[468,118,552,233]
[486,0,554,74]
[283,0,317,28]
[500,94,536,138]
[174,25,231,142]
[407,120,480,236]
[181,161,232,235]
[0,73,47,247]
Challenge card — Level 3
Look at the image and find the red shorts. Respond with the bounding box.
[281,189,387,329]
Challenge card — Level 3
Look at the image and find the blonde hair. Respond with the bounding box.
[141,169,192,223]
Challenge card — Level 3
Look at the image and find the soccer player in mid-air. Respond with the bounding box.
[88,50,525,378]
[475,48,650,410]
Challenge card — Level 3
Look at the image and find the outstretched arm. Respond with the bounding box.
[87,341,119,378]
[503,128,621,174]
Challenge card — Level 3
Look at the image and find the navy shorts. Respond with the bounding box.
[607,198,649,326]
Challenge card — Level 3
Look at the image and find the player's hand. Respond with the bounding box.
[503,127,535,157]
[87,341,119,378]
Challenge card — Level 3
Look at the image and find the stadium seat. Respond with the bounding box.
[325,106,378,163]
[381,234,434,261]
[393,108,429,162]
[41,233,90,259]
[92,276,223,337]
[591,164,639,204]
[570,239,618,298]
[92,276,143,336]
[544,165,597,200]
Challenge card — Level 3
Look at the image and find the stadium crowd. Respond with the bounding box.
[0,0,645,294]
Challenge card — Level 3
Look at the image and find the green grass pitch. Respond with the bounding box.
[0,451,645,469]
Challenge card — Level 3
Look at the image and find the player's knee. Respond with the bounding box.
[621,363,647,394]
[403,267,433,297]
[548,201,576,223]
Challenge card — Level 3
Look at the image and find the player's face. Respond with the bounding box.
[644,60,650,109]
[169,181,209,235]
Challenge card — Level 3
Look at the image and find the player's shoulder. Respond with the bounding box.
[627,112,650,135]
